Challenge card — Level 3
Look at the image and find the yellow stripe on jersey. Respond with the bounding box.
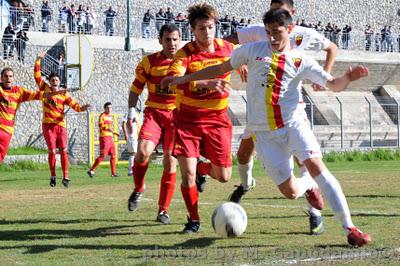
[266,53,279,130]
[180,96,229,110]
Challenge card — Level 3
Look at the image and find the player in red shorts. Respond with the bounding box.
[34,52,90,188]
[0,67,55,164]
[164,3,235,233]
[87,102,120,178]
[127,24,181,225]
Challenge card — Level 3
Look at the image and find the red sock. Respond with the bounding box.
[133,160,148,192]
[110,155,116,175]
[48,152,56,176]
[197,161,211,176]
[60,151,68,178]
[181,184,200,221]
[158,171,177,212]
[91,155,104,172]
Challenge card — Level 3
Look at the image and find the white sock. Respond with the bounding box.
[238,158,254,190]
[308,205,322,216]
[294,174,318,198]
[314,170,354,230]
[128,155,134,174]
[299,165,309,176]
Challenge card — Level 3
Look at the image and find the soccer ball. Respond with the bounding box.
[211,202,247,238]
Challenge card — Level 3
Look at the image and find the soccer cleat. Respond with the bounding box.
[228,179,256,203]
[128,190,143,212]
[128,172,133,176]
[347,227,372,247]
[156,211,171,225]
[50,176,56,187]
[305,187,324,210]
[111,173,120,177]
[182,217,200,234]
[309,212,324,235]
[62,178,70,188]
[87,170,94,178]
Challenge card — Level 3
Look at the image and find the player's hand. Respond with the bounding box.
[37,51,46,59]
[311,83,327,91]
[209,79,232,94]
[346,65,369,81]
[238,65,248,83]
[81,104,91,111]
[160,76,181,88]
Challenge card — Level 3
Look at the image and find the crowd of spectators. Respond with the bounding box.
[142,7,251,40]
[365,25,398,52]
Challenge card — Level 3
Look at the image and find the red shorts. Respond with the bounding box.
[0,129,12,163]
[173,113,232,167]
[138,107,175,152]
[42,124,67,150]
[99,136,115,156]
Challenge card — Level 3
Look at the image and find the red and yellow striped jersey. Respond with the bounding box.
[130,51,176,110]
[98,112,114,138]
[167,39,234,122]
[34,59,83,128]
[0,84,43,135]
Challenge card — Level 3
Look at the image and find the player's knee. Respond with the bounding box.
[48,149,56,154]
[135,151,150,163]
[284,191,297,200]
[216,171,231,183]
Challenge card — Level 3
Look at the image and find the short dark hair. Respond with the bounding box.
[48,72,60,80]
[263,8,292,28]
[104,102,112,109]
[1,67,13,76]
[270,0,294,8]
[159,24,180,39]
[187,3,218,28]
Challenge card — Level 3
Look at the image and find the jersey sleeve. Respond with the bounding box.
[237,24,266,44]
[130,56,150,95]
[64,92,82,112]
[230,44,250,69]
[298,55,333,86]
[167,49,189,77]
[20,87,43,102]
[33,58,49,91]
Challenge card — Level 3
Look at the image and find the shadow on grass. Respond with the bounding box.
[346,194,400,199]
[0,218,164,225]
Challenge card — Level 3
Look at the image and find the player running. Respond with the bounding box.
[34,52,90,188]
[224,0,338,235]
[166,3,235,233]
[161,8,372,247]
[127,24,180,225]
[87,102,120,178]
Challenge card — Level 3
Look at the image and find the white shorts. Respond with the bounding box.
[253,119,321,186]
[127,135,138,154]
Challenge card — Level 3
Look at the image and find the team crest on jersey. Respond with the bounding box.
[293,58,302,69]
[295,35,303,46]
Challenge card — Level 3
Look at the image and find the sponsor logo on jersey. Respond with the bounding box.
[155,85,175,95]
[255,56,272,63]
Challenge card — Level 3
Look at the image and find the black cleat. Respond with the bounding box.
[128,190,143,212]
[87,170,94,178]
[50,176,56,187]
[156,211,171,224]
[111,173,120,177]
[182,217,200,234]
[228,179,255,203]
[62,178,70,188]
[309,212,324,235]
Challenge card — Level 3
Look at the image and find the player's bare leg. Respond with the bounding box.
[303,158,372,247]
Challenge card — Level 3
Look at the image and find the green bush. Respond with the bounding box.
[7,146,47,155]
[323,149,400,162]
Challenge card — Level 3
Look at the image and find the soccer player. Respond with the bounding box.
[166,3,235,233]
[127,24,180,225]
[121,108,139,176]
[34,52,90,188]
[87,102,120,178]
[0,67,54,164]
[161,8,372,247]
[224,0,338,235]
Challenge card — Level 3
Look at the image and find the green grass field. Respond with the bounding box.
[0,160,399,265]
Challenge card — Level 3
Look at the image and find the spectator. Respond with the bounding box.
[381,26,388,52]
[165,7,174,23]
[386,26,394,52]
[364,25,373,51]
[76,4,86,34]
[175,13,188,40]
[315,21,324,33]
[41,1,52,32]
[341,24,352,49]
[231,16,240,34]
[58,2,69,33]
[104,5,117,36]
[21,4,34,31]
[375,32,381,52]
[300,19,307,27]
[142,9,153,38]
[85,6,95,34]
[239,18,246,28]
[15,30,28,64]
[58,52,66,86]
[155,8,166,32]
[67,4,77,33]
[219,15,231,37]
[2,24,16,60]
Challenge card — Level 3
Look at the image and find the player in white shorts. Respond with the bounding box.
[122,109,139,176]
[160,8,372,247]
[224,0,338,235]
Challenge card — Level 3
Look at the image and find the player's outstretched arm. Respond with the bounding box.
[161,60,234,89]
[326,65,369,92]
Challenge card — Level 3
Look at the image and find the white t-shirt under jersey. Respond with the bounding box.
[230,41,333,132]
[237,23,331,51]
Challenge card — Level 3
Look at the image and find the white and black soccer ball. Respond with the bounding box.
[211,202,247,238]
